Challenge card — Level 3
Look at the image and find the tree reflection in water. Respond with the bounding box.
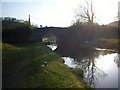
[56,46,118,87]
[114,54,120,67]
[69,49,110,87]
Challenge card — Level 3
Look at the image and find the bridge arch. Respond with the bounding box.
[42,33,57,44]
[29,27,67,50]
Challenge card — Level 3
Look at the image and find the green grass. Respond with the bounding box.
[98,38,119,44]
[3,42,92,88]
[92,38,119,51]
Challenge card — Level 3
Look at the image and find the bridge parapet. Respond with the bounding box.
[29,27,67,44]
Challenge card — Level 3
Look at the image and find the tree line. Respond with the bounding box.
[68,22,118,41]
[1,17,119,46]
[2,17,35,43]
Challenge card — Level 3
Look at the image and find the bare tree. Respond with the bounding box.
[75,0,95,24]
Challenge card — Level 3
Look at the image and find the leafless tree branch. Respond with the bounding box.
[74,0,96,24]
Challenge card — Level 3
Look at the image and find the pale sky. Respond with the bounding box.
[1,0,119,27]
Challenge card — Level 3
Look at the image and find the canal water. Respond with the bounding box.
[62,53,119,88]
[47,44,119,88]
[47,44,57,51]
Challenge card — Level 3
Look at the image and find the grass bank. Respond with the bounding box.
[92,38,119,51]
[3,42,92,88]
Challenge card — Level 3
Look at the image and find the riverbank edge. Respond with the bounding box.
[2,42,93,88]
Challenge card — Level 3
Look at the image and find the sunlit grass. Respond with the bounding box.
[3,42,92,88]
[99,38,119,44]
[93,38,119,51]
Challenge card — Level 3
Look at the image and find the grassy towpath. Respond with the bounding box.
[2,42,92,88]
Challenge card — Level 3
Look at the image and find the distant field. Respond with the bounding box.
[2,42,92,88]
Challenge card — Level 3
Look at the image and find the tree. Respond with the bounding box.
[75,0,95,24]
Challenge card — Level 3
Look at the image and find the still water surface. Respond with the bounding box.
[47,44,119,88]
[47,44,57,51]
[62,53,119,88]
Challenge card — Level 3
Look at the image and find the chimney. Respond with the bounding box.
[29,14,31,25]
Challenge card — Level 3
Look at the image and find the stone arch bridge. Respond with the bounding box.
[29,27,68,49]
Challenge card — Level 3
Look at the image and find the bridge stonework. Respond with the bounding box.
[29,27,68,49]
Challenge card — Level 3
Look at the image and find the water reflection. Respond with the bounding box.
[47,44,57,51]
[61,48,119,88]
[114,54,120,67]
[42,33,58,51]
[62,57,78,68]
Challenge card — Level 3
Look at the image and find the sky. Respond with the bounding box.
[1,0,120,27]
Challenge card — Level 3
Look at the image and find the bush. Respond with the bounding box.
[2,17,32,43]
